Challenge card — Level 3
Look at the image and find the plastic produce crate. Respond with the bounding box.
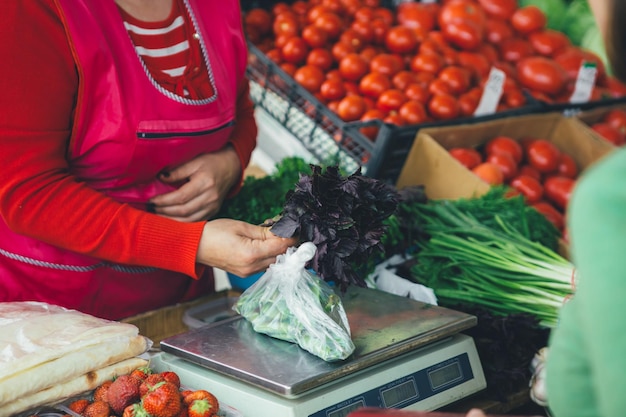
[247,42,542,184]
[242,1,544,184]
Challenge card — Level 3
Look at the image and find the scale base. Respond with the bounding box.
[151,333,486,417]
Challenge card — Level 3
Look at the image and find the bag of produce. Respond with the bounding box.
[233,242,355,362]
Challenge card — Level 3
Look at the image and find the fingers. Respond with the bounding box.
[197,219,298,277]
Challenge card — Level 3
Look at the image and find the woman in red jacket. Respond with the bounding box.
[0,0,295,320]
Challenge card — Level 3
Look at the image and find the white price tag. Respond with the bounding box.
[473,66,506,117]
[569,62,598,104]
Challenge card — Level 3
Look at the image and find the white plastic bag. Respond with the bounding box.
[233,242,355,361]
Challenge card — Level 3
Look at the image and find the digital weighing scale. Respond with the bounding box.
[153,287,486,417]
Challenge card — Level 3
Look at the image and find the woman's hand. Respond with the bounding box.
[196,218,297,277]
[149,146,241,222]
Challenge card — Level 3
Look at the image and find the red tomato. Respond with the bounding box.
[511,5,547,35]
[392,71,419,91]
[273,13,300,38]
[472,162,504,185]
[398,100,428,125]
[449,147,482,169]
[442,20,484,51]
[429,78,453,96]
[458,91,480,116]
[339,53,369,82]
[487,153,518,181]
[385,26,419,54]
[301,24,329,48]
[320,78,347,101]
[591,122,626,146]
[499,37,534,63]
[377,89,408,112]
[554,47,607,85]
[350,20,375,45]
[397,2,436,38]
[518,164,542,182]
[456,51,491,81]
[557,153,579,179]
[294,65,326,93]
[438,0,487,29]
[477,0,517,20]
[485,135,523,163]
[384,111,405,126]
[605,76,626,97]
[307,5,332,23]
[438,66,472,94]
[485,18,513,45]
[306,48,334,71]
[529,29,571,57]
[532,201,565,230]
[339,29,367,52]
[404,83,431,104]
[314,12,344,40]
[428,94,460,120]
[526,139,561,173]
[510,175,544,204]
[331,41,357,62]
[245,8,273,36]
[409,53,445,74]
[337,95,367,121]
[281,37,309,64]
[359,108,386,140]
[359,72,392,98]
[544,176,575,210]
[370,54,404,77]
[516,56,568,96]
[603,109,626,135]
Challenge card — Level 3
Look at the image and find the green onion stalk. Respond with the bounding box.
[409,200,575,328]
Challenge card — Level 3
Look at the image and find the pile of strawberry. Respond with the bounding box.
[64,367,218,417]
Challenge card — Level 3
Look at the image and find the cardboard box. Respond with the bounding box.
[396,112,615,198]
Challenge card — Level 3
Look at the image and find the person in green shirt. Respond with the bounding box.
[546,0,626,416]
[465,1,626,416]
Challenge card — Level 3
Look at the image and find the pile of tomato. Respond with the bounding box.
[243,0,626,136]
[587,107,626,147]
[449,136,577,234]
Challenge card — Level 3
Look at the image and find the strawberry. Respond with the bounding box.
[83,400,111,417]
[141,381,182,417]
[159,371,181,389]
[130,366,153,381]
[187,397,219,417]
[182,390,215,407]
[107,374,142,415]
[139,373,165,397]
[122,403,149,417]
[93,380,113,403]
[180,389,193,399]
[68,398,90,414]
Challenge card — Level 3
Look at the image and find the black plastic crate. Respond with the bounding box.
[243,1,545,184]
[247,42,546,183]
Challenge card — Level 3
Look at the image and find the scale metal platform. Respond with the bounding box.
[154,287,486,417]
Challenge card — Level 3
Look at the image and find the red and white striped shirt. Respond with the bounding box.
[119,0,213,99]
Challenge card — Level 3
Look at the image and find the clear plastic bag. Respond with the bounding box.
[233,242,355,362]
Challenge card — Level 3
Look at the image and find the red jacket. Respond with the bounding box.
[0,0,257,319]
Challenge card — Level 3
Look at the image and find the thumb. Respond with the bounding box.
[159,164,192,183]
